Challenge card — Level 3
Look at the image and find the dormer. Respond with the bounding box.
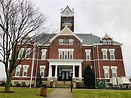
[101,33,113,45]
[60,6,74,31]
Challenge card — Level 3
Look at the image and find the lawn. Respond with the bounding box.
[73,89,131,98]
[0,87,54,98]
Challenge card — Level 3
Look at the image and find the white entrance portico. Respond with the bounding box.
[47,59,83,84]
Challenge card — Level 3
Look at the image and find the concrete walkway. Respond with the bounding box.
[46,88,73,98]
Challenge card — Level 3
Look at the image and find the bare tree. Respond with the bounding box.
[0,0,48,92]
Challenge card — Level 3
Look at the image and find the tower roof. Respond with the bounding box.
[61,6,74,17]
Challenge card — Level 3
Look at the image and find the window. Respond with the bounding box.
[64,50,68,59]
[109,49,115,60]
[103,39,107,44]
[108,39,111,44]
[111,66,117,77]
[58,49,74,59]
[25,48,31,59]
[40,66,45,77]
[59,39,63,45]
[69,50,73,59]
[41,49,47,60]
[85,50,91,60]
[103,66,109,78]
[59,50,63,59]
[18,48,24,59]
[102,49,107,60]
[69,39,74,45]
[22,65,29,77]
[15,65,21,77]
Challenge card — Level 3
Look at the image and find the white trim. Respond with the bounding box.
[18,48,24,59]
[25,48,31,59]
[85,49,91,60]
[40,66,46,78]
[101,49,108,60]
[15,65,22,77]
[22,65,29,77]
[41,49,47,60]
[50,26,83,43]
[111,66,117,69]
[103,66,110,79]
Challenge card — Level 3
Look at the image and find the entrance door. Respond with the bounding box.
[62,71,69,81]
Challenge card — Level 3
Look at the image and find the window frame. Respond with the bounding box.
[40,66,46,78]
[103,66,109,79]
[25,48,31,59]
[22,65,29,77]
[111,66,117,77]
[18,48,24,59]
[15,65,21,77]
[109,49,115,60]
[102,49,108,60]
[41,49,47,60]
[85,49,91,60]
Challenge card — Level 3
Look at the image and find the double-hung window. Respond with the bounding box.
[64,50,68,59]
[22,65,29,77]
[15,65,21,77]
[69,50,73,59]
[25,48,31,59]
[41,49,47,60]
[109,49,115,60]
[111,66,117,77]
[103,66,109,78]
[40,66,45,78]
[18,48,24,59]
[102,49,107,60]
[85,49,91,60]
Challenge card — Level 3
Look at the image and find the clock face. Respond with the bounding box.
[65,11,70,15]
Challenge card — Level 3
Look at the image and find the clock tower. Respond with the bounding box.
[60,6,74,31]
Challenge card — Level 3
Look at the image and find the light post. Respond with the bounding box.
[70,72,73,93]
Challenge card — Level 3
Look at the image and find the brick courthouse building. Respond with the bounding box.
[12,6,125,87]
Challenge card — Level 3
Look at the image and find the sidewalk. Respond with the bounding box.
[46,88,73,98]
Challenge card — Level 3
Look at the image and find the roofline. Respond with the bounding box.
[50,26,83,43]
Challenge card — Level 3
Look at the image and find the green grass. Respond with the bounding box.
[73,89,131,98]
[0,87,54,98]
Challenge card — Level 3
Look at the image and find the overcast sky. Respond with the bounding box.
[0,0,131,79]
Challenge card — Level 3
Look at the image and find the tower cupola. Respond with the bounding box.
[60,6,74,31]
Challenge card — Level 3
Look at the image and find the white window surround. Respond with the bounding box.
[58,49,74,59]
[15,65,21,77]
[22,65,29,77]
[25,48,31,59]
[109,49,115,60]
[18,48,24,59]
[59,39,63,45]
[40,66,46,78]
[85,49,91,60]
[69,50,73,59]
[69,39,74,45]
[41,49,47,60]
[64,50,68,59]
[103,66,109,79]
[102,49,108,60]
[111,66,117,77]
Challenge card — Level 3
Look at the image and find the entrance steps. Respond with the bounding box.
[56,81,71,88]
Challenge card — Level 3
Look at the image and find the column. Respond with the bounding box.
[73,65,75,78]
[79,64,82,78]
[48,64,52,77]
[55,65,58,77]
